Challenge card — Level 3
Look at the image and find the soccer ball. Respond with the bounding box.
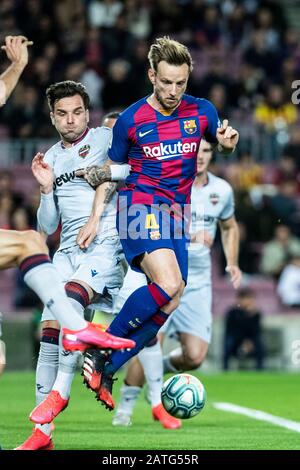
[161,373,206,419]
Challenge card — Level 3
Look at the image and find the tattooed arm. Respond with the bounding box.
[76,181,117,249]
[75,159,130,186]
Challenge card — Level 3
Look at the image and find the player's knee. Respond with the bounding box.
[22,230,48,255]
[42,320,60,330]
[159,277,182,299]
[183,349,207,370]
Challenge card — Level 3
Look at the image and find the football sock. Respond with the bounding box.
[107,284,171,337]
[105,311,169,376]
[20,255,87,330]
[52,286,90,400]
[35,327,59,436]
[115,384,142,417]
[138,340,163,407]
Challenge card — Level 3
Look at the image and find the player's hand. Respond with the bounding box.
[225,265,242,289]
[75,165,111,187]
[1,35,33,68]
[76,216,99,249]
[216,119,239,151]
[192,230,213,247]
[31,152,54,194]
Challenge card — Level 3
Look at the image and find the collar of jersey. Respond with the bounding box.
[194,171,210,188]
[146,96,180,117]
[60,127,90,149]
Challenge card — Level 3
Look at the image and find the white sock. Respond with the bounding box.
[138,342,163,407]
[115,384,142,416]
[23,263,86,330]
[52,298,84,399]
[35,339,59,436]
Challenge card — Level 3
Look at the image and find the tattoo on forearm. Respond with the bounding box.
[86,164,112,187]
[104,182,117,204]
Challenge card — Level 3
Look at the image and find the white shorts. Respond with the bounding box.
[160,279,212,344]
[113,266,212,343]
[42,236,126,321]
[113,266,146,314]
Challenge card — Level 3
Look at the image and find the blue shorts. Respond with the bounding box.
[117,199,189,283]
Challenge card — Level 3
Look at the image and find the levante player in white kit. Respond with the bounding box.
[0,39,134,379]
[15,83,134,451]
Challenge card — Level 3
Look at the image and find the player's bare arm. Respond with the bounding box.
[76,180,117,249]
[190,230,213,247]
[0,35,33,106]
[216,119,239,154]
[219,216,242,289]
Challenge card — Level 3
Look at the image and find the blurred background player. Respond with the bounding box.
[223,287,264,371]
[15,87,130,449]
[101,138,241,427]
[79,36,239,410]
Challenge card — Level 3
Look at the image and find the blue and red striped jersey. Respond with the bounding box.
[108,94,220,206]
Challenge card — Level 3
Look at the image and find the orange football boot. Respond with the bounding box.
[62,322,135,353]
[29,390,69,424]
[152,404,182,429]
[14,428,53,450]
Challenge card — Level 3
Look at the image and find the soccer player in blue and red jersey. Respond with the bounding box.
[79,37,239,409]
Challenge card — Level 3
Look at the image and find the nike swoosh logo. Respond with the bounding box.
[139,129,154,138]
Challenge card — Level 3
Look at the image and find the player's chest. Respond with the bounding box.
[51,148,98,191]
[191,188,225,223]
[135,117,202,145]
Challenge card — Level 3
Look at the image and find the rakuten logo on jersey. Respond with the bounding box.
[142,141,197,160]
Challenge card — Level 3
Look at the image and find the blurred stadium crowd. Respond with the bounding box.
[1,0,300,315]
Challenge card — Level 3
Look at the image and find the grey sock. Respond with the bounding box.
[24,264,86,330]
[35,339,59,436]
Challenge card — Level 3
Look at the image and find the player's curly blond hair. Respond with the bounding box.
[148,36,193,73]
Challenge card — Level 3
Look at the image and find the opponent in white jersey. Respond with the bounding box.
[108,138,242,427]
[18,83,127,449]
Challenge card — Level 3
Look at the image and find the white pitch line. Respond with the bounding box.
[214,402,300,433]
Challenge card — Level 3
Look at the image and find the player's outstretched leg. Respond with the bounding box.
[0,230,135,352]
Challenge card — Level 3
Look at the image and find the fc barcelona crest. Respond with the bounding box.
[78,144,90,158]
[150,230,161,240]
[183,119,197,135]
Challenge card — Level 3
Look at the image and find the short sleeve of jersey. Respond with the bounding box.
[87,127,112,166]
[108,115,129,163]
[43,147,55,167]
[201,99,220,144]
[220,185,235,220]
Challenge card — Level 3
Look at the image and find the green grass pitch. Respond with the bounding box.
[1,371,300,450]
